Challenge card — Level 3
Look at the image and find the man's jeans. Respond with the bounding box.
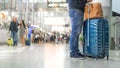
[11,31,18,46]
[69,9,84,56]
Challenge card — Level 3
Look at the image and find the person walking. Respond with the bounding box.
[19,20,26,46]
[68,0,92,58]
[9,17,19,46]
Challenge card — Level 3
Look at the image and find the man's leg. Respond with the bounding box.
[14,32,18,46]
[69,9,84,57]
[11,32,15,46]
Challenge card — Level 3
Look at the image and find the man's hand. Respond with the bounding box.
[87,0,92,2]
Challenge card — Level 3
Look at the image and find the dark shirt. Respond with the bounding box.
[68,0,87,11]
[9,21,19,32]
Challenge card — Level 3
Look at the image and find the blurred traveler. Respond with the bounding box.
[66,34,70,44]
[9,17,19,46]
[50,33,56,43]
[19,20,26,46]
[26,25,32,45]
[44,34,49,43]
[68,0,92,58]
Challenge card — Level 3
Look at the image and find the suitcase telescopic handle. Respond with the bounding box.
[7,32,11,38]
[87,3,90,47]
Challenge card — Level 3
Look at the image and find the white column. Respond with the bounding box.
[25,0,29,23]
[101,0,112,49]
[19,0,22,21]
[8,0,12,17]
[91,0,111,18]
[32,0,34,24]
[100,0,111,18]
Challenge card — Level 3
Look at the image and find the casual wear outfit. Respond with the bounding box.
[68,0,87,58]
[20,25,26,46]
[20,26,26,38]
[9,21,19,46]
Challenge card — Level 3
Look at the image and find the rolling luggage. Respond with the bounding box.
[83,18,109,59]
[25,29,31,46]
[25,38,31,46]
[6,33,13,46]
[7,38,13,46]
[83,2,109,59]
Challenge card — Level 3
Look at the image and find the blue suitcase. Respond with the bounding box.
[25,38,31,46]
[83,18,109,59]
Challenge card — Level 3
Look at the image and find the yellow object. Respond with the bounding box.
[7,38,13,46]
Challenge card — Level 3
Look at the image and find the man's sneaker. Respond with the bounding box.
[70,54,84,58]
[78,53,85,57]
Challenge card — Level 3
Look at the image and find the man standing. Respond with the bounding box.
[9,17,19,46]
[68,0,92,58]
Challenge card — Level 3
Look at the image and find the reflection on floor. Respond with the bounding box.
[0,43,120,68]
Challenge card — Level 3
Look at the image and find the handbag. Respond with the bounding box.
[84,3,103,21]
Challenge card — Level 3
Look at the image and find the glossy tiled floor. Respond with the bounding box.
[0,43,120,68]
